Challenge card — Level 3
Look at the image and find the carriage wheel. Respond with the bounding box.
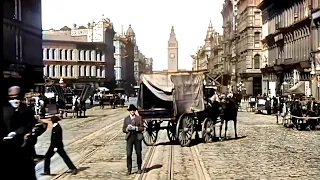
[202,118,215,143]
[142,120,159,146]
[167,121,177,143]
[176,113,194,147]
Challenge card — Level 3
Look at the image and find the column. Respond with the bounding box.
[101,66,105,78]
[54,48,58,60]
[61,65,66,77]
[61,49,66,60]
[55,66,59,78]
[96,66,101,77]
[73,65,78,78]
[72,49,78,60]
[43,65,47,76]
[86,66,91,76]
[67,65,71,77]
[85,50,90,61]
[91,66,96,76]
[43,48,47,60]
[48,48,53,59]
[91,50,96,61]
[80,65,85,76]
[96,51,101,61]
[80,50,84,60]
[49,65,53,77]
[67,49,71,60]
[101,52,105,62]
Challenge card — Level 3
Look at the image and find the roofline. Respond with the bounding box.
[42,39,107,46]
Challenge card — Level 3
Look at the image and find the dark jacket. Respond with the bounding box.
[51,123,64,148]
[122,115,144,139]
[3,103,38,147]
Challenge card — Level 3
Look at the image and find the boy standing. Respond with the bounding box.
[41,116,77,175]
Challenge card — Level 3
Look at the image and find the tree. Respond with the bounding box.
[60,26,71,31]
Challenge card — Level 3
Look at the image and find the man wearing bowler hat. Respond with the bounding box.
[123,104,144,175]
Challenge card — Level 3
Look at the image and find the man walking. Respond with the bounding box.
[41,116,77,175]
[123,104,145,175]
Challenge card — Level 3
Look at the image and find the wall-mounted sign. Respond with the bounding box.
[71,29,89,36]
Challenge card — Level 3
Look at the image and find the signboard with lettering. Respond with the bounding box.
[71,29,89,36]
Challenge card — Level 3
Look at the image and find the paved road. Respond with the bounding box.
[35,110,320,180]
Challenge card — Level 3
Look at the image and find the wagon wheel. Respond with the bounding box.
[202,118,215,143]
[176,113,194,147]
[167,121,177,143]
[142,120,159,146]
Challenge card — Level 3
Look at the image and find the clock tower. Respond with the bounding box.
[168,26,178,71]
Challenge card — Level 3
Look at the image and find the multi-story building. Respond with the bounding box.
[3,0,43,91]
[209,31,224,88]
[221,0,239,92]
[114,36,127,87]
[236,0,263,96]
[144,58,153,74]
[258,0,312,97]
[42,16,116,88]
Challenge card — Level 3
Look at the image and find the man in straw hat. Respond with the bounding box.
[123,104,145,175]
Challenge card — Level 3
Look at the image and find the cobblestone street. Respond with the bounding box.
[35,109,320,180]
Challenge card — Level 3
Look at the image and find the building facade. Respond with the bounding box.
[236,0,263,96]
[42,16,116,88]
[168,26,179,71]
[114,38,127,87]
[3,0,43,91]
[258,0,312,97]
[221,0,239,92]
[144,58,153,74]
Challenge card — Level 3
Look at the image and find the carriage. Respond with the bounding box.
[137,71,238,147]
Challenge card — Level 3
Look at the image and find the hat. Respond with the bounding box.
[127,104,137,111]
[8,86,21,98]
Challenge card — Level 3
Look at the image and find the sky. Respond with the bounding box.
[41,0,224,71]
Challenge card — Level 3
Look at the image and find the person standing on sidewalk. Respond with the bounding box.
[123,104,145,175]
[41,116,77,175]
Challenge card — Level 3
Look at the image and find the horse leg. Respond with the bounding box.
[219,119,224,140]
[224,120,228,139]
[234,119,238,139]
[213,117,217,141]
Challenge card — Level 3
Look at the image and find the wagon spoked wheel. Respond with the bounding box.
[167,121,177,142]
[202,118,215,143]
[176,113,194,147]
[143,120,159,146]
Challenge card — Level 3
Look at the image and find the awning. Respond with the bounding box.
[287,81,305,94]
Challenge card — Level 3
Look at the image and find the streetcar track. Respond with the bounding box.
[190,146,211,180]
[54,130,123,179]
[35,112,125,172]
[135,131,163,180]
[167,145,174,180]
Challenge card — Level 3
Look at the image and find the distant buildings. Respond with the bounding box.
[42,16,115,89]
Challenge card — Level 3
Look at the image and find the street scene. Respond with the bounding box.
[34,106,320,180]
[2,0,320,179]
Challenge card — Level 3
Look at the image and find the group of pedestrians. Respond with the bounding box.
[2,86,77,179]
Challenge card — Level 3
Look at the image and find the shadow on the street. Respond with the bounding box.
[77,167,90,172]
[143,164,162,173]
[219,135,247,142]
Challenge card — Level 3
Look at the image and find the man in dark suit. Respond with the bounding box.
[123,104,145,175]
[3,86,38,179]
[41,116,77,175]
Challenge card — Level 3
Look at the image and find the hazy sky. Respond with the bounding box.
[42,0,224,71]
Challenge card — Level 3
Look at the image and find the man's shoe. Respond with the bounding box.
[137,170,142,174]
[71,169,78,175]
[40,172,50,175]
[126,171,131,176]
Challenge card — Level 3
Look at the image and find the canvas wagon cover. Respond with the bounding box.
[140,73,173,101]
[171,73,205,116]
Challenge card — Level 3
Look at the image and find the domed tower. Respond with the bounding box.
[126,24,135,43]
[205,20,214,47]
[168,26,178,71]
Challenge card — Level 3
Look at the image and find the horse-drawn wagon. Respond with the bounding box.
[137,71,238,147]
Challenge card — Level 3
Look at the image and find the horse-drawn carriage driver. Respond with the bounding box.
[123,104,145,176]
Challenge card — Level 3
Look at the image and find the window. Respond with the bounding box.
[254,32,260,48]
[254,54,260,69]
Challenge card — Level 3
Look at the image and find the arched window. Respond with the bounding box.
[254,54,261,69]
